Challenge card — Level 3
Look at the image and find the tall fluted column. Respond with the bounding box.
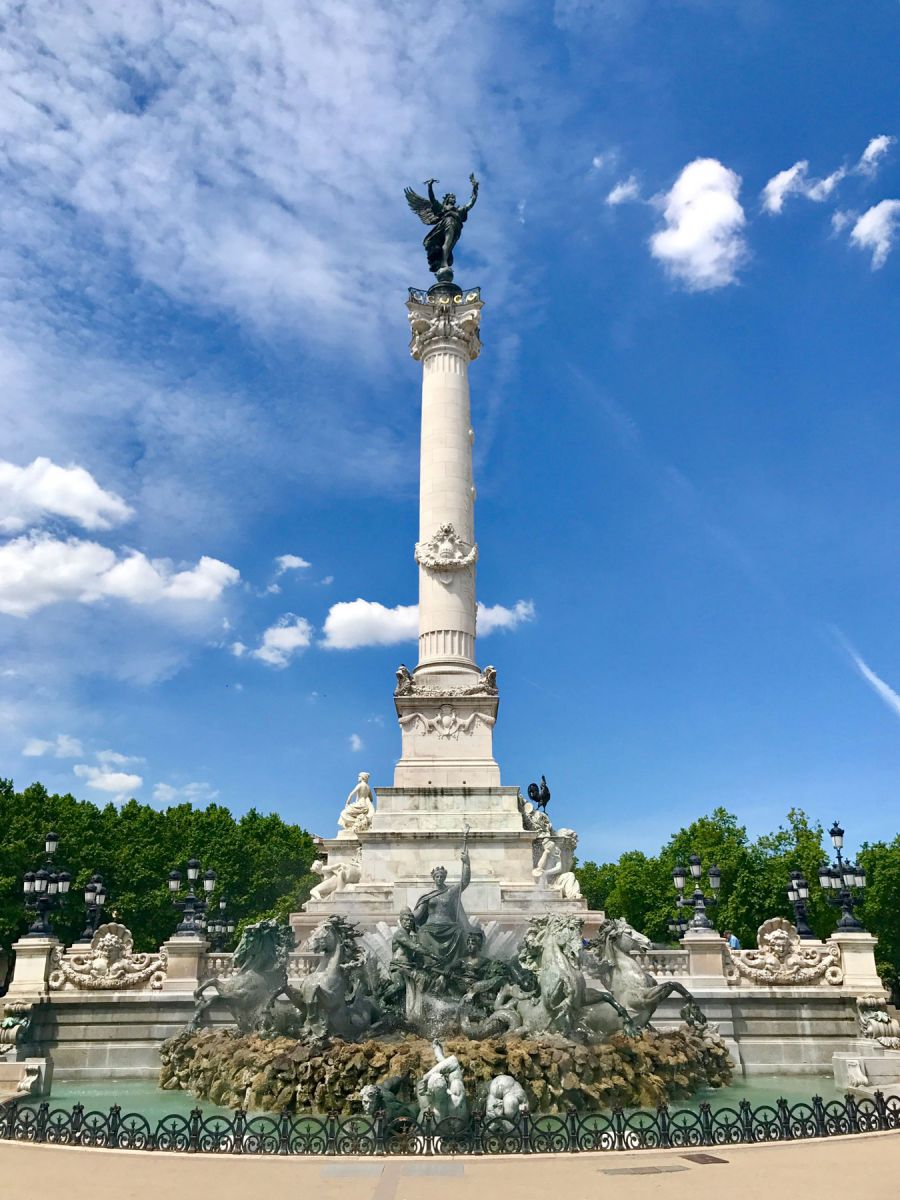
[409,288,482,681]
[393,286,499,788]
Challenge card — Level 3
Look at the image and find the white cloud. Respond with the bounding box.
[848,200,900,269]
[0,457,133,534]
[322,599,418,650]
[276,554,312,574]
[0,533,239,617]
[153,780,219,806]
[763,135,896,215]
[349,733,363,752]
[477,599,536,635]
[96,748,144,767]
[230,641,247,657]
[0,1,531,346]
[761,161,809,215]
[649,159,747,291]
[22,733,83,758]
[857,135,895,176]
[321,597,535,648]
[606,175,640,206]
[74,763,143,799]
[845,645,900,723]
[249,614,314,667]
[831,210,854,234]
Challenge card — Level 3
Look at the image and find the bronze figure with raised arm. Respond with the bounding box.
[412,830,472,976]
[405,174,479,282]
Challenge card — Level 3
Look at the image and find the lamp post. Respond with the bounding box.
[80,873,109,941]
[818,821,867,932]
[207,896,236,952]
[22,831,72,937]
[672,854,721,931]
[786,870,815,940]
[667,905,691,939]
[168,859,217,937]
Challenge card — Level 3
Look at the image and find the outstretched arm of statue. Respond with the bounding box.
[460,851,471,891]
[425,179,439,207]
[462,173,479,213]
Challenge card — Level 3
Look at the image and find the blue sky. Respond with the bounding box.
[2,0,899,861]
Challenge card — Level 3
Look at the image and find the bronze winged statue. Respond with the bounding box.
[405,174,479,283]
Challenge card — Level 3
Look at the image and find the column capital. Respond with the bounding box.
[407,289,483,361]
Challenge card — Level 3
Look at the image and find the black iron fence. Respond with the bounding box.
[1,1093,899,1155]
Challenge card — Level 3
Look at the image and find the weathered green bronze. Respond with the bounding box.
[405,174,479,284]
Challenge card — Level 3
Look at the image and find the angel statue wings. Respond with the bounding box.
[405,174,479,282]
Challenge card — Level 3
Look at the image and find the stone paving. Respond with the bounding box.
[2,1130,899,1200]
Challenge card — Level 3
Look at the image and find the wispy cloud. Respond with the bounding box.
[22,733,83,759]
[275,555,312,574]
[762,134,895,214]
[606,175,640,206]
[837,634,900,723]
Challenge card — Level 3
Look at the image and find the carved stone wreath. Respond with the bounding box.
[415,523,478,583]
[724,917,843,986]
[398,704,495,740]
[48,922,168,991]
[395,665,498,699]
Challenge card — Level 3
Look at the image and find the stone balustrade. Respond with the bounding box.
[635,949,690,978]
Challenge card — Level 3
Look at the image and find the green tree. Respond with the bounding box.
[0,779,316,954]
[858,837,900,1001]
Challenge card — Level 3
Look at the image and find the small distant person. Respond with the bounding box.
[723,929,741,950]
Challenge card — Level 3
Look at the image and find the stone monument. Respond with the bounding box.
[291,177,594,946]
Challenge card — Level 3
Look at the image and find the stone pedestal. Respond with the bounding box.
[160,936,206,993]
[291,784,592,946]
[6,937,59,998]
[830,931,885,995]
[682,929,727,988]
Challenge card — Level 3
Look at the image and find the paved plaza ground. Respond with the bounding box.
[2,1131,899,1200]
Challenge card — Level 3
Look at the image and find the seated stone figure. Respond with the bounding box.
[337,772,376,838]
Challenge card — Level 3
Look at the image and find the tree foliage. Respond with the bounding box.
[576,806,899,988]
[0,779,316,953]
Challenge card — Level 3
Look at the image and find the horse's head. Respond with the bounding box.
[307,914,364,967]
[594,917,650,960]
[233,918,293,971]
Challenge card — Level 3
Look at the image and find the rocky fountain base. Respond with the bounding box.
[160,1026,732,1115]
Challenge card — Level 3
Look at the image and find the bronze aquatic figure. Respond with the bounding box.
[405,175,479,283]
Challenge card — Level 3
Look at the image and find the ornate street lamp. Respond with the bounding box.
[667,904,690,939]
[786,870,815,940]
[22,831,71,937]
[168,859,217,937]
[80,873,109,941]
[672,854,721,931]
[207,896,237,951]
[818,821,867,932]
